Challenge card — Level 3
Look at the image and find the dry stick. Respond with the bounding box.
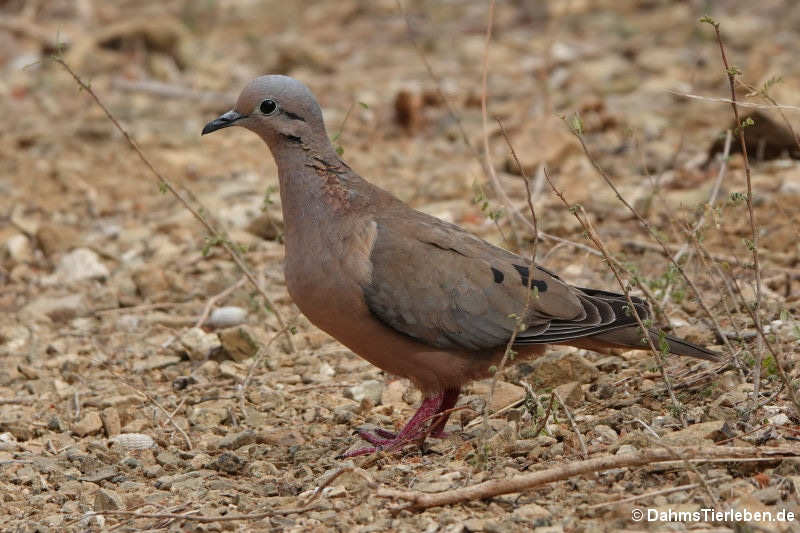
[692,238,800,418]
[238,323,293,414]
[659,130,731,307]
[584,478,725,510]
[669,90,800,112]
[116,378,192,450]
[542,167,687,426]
[70,503,325,526]
[570,128,730,369]
[477,1,540,448]
[553,391,588,459]
[702,17,764,415]
[52,58,294,353]
[396,0,598,260]
[376,446,796,510]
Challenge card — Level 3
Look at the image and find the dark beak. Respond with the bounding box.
[202,110,245,135]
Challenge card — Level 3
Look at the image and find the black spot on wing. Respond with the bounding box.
[491,267,504,284]
[512,264,547,292]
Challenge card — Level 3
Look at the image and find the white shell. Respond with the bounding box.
[109,433,156,450]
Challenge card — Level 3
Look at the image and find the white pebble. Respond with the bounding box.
[110,433,156,450]
[206,306,248,328]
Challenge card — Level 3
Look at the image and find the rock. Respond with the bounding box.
[525,349,598,387]
[553,381,583,408]
[471,381,525,412]
[36,223,79,258]
[662,421,725,446]
[616,444,638,455]
[206,306,247,329]
[593,424,618,443]
[93,489,123,511]
[212,452,246,474]
[768,412,790,426]
[188,406,228,427]
[216,430,259,450]
[218,325,261,362]
[180,327,221,361]
[73,412,103,437]
[4,234,33,263]
[505,116,579,174]
[132,354,181,372]
[132,266,171,299]
[100,407,121,437]
[156,451,182,467]
[219,361,245,381]
[54,248,109,283]
[512,502,551,522]
[22,293,88,322]
[347,380,384,405]
[381,379,410,406]
[186,453,211,470]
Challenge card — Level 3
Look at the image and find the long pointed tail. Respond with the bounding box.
[585,326,720,361]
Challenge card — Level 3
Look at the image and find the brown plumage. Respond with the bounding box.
[203,75,720,457]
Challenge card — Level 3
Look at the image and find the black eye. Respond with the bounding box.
[260,99,278,115]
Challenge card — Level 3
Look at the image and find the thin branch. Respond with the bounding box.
[702,17,764,417]
[376,446,798,510]
[542,167,687,426]
[554,390,587,459]
[52,57,294,352]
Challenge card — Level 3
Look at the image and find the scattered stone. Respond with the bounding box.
[512,502,551,522]
[616,444,638,455]
[662,421,725,446]
[216,430,259,450]
[54,248,109,283]
[553,381,583,408]
[206,306,248,329]
[189,453,213,470]
[93,489,123,512]
[4,234,33,264]
[219,361,245,381]
[347,379,384,404]
[73,412,103,437]
[212,452,247,474]
[188,406,228,427]
[132,266,171,299]
[593,424,618,443]
[100,407,121,437]
[22,293,88,322]
[381,379,410,406]
[34,223,77,258]
[156,451,182,467]
[180,327,222,361]
[525,349,599,387]
[47,416,65,432]
[471,381,525,412]
[218,325,261,361]
[133,354,181,372]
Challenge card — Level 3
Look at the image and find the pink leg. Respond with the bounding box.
[339,394,444,458]
[340,388,461,458]
[428,388,460,438]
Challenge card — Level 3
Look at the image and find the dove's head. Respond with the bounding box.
[203,75,331,153]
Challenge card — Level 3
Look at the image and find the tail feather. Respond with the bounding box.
[584,326,720,362]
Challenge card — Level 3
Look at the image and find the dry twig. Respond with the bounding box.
[51,57,294,352]
[376,446,796,510]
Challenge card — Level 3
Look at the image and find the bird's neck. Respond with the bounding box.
[270,140,363,242]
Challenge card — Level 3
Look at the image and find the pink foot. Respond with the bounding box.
[338,388,461,459]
